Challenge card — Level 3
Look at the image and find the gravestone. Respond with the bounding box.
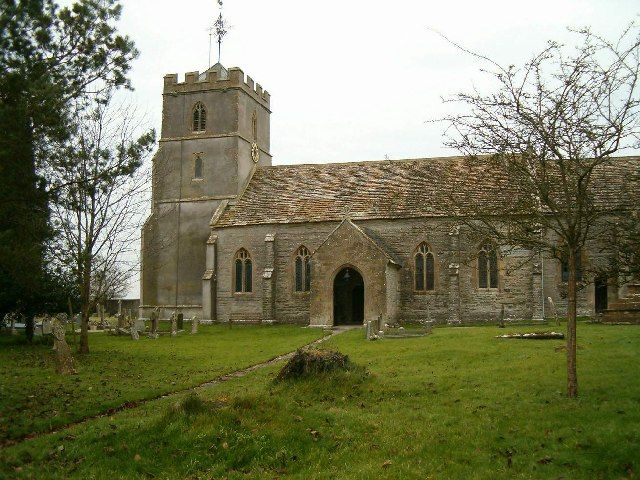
[134,318,145,332]
[52,318,76,375]
[130,318,143,340]
[117,313,125,329]
[190,315,199,334]
[97,304,106,329]
[148,307,159,339]
[42,314,54,340]
[170,312,177,337]
[42,318,52,335]
[547,297,560,326]
[177,313,184,330]
[4,312,18,335]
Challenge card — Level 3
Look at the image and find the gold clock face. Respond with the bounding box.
[251,142,260,163]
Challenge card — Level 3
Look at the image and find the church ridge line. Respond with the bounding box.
[260,154,479,169]
[256,154,640,170]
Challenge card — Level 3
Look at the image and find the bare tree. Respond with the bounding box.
[51,93,155,354]
[439,25,640,397]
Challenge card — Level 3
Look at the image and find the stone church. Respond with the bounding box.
[140,62,633,326]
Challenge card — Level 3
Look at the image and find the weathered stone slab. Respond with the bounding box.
[42,319,52,335]
[52,319,76,375]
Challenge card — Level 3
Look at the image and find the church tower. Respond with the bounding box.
[140,63,271,319]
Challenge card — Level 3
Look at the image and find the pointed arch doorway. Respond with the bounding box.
[333,267,364,325]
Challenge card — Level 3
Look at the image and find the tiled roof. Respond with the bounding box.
[213,156,640,227]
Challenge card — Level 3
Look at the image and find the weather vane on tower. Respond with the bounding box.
[208,0,228,68]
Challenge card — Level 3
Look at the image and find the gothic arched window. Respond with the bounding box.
[414,243,435,291]
[194,154,203,179]
[478,241,498,289]
[193,102,206,132]
[233,249,252,293]
[560,248,583,282]
[252,111,258,141]
[294,246,311,292]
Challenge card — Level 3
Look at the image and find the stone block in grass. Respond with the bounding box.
[276,348,353,381]
[496,331,564,339]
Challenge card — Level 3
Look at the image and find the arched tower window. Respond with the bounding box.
[194,154,203,179]
[414,243,435,291]
[252,111,258,141]
[193,102,206,132]
[233,249,252,293]
[294,246,311,292]
[478,241,498,289]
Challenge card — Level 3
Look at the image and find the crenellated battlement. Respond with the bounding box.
[163,67,270,107]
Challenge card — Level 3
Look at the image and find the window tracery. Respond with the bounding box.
[193,102,206,132]
[414,243,435,291]
[294,246,310,292]
[478,241,498,289]
[234,249,252,293]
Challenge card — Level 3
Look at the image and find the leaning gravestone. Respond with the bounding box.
[52,318,76,375]
[190,315,199,334]
[54,313,68,336]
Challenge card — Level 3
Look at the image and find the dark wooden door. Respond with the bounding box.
[595,277,608,313]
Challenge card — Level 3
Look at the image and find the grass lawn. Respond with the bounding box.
[1,323,639,479]
[0,324,324,442]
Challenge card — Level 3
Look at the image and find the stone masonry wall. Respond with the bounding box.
[212,217,599,325]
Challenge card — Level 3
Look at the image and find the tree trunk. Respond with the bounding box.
[566,250,578,398]
[78,257,92,354]
[25,316,34,342]
[68,297,76,346]
[79,307,90,354]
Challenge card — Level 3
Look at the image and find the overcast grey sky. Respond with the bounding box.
[111,0,638,297]
[117,0,639,165]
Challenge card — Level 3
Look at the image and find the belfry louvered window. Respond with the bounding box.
[478,242,498,289]
[234,249,252,293]
[294,246,311,292]
[193,102,206,132]
[414,243,435,291]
